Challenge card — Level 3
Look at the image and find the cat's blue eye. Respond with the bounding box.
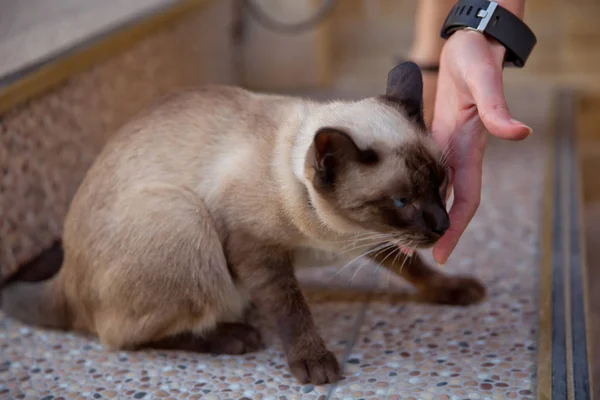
[393,197,409,208]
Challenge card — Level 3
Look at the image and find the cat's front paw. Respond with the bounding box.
[423,275,486,306]
[288,350,341,385]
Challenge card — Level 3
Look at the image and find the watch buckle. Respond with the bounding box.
[474,1,498,32]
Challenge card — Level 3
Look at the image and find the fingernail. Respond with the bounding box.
[438,263,445,268]
[510,119,533,134]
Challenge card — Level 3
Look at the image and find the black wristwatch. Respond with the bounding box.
[440,0,537,67]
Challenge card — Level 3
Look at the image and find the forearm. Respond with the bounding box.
[447,0,528,65]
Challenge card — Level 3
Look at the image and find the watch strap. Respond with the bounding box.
[440,0,537,67]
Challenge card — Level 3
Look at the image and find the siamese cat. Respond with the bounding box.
[2,62,485,385]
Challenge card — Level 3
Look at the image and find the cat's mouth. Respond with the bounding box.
[396,235,441,255]
[398,244,416,256]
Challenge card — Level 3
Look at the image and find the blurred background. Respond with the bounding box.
[1,0,599,397]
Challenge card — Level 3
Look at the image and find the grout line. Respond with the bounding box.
[326,293,372,400]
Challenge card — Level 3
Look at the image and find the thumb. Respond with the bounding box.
[466,59,532,141]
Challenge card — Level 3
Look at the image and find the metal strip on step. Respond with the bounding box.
[565,96,592,400]
[551,105,568,398]
[541,90,594,400]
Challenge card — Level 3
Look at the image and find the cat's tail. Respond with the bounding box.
[1,240,71,330]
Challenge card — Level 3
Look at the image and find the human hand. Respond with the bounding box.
[431,29,532,265]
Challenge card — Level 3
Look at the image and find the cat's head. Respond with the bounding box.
[302,62,450,251]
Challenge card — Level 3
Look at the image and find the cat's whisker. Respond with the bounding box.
[387,244,405,290]
[397,247,413,275]
[439,137,457,167]
[439,138,452,161]
[332,233,397,256]
[410,243,418,255]
[391,239,415,276]
[339,235,395,253]
[348,254,375,285]
[347,243,394,284]
[330,242,391,282]
[392,243,405,265]
[378,244,398,268]
[439,146,449,166]
[312,233,395,260]
[373,245,399,289]
[339,232,395,246]
[318,232,393,246]
[334,239,392,259]
[391,237,410,249]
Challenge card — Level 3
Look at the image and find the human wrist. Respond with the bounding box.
[440,0,534,67]
[446,29,507,67]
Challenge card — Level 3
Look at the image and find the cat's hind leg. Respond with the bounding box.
[86,184,256,352]
[143,322,263,355]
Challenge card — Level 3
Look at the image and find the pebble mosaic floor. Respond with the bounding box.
[1,96,549,399]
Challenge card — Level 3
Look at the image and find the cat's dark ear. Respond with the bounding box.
[312,128,368,187]
[385,61,425,129]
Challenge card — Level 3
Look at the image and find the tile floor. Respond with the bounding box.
[0,86,551,399]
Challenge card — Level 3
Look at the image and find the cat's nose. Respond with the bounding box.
[422,205,450,236]
[432,214,450,235]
